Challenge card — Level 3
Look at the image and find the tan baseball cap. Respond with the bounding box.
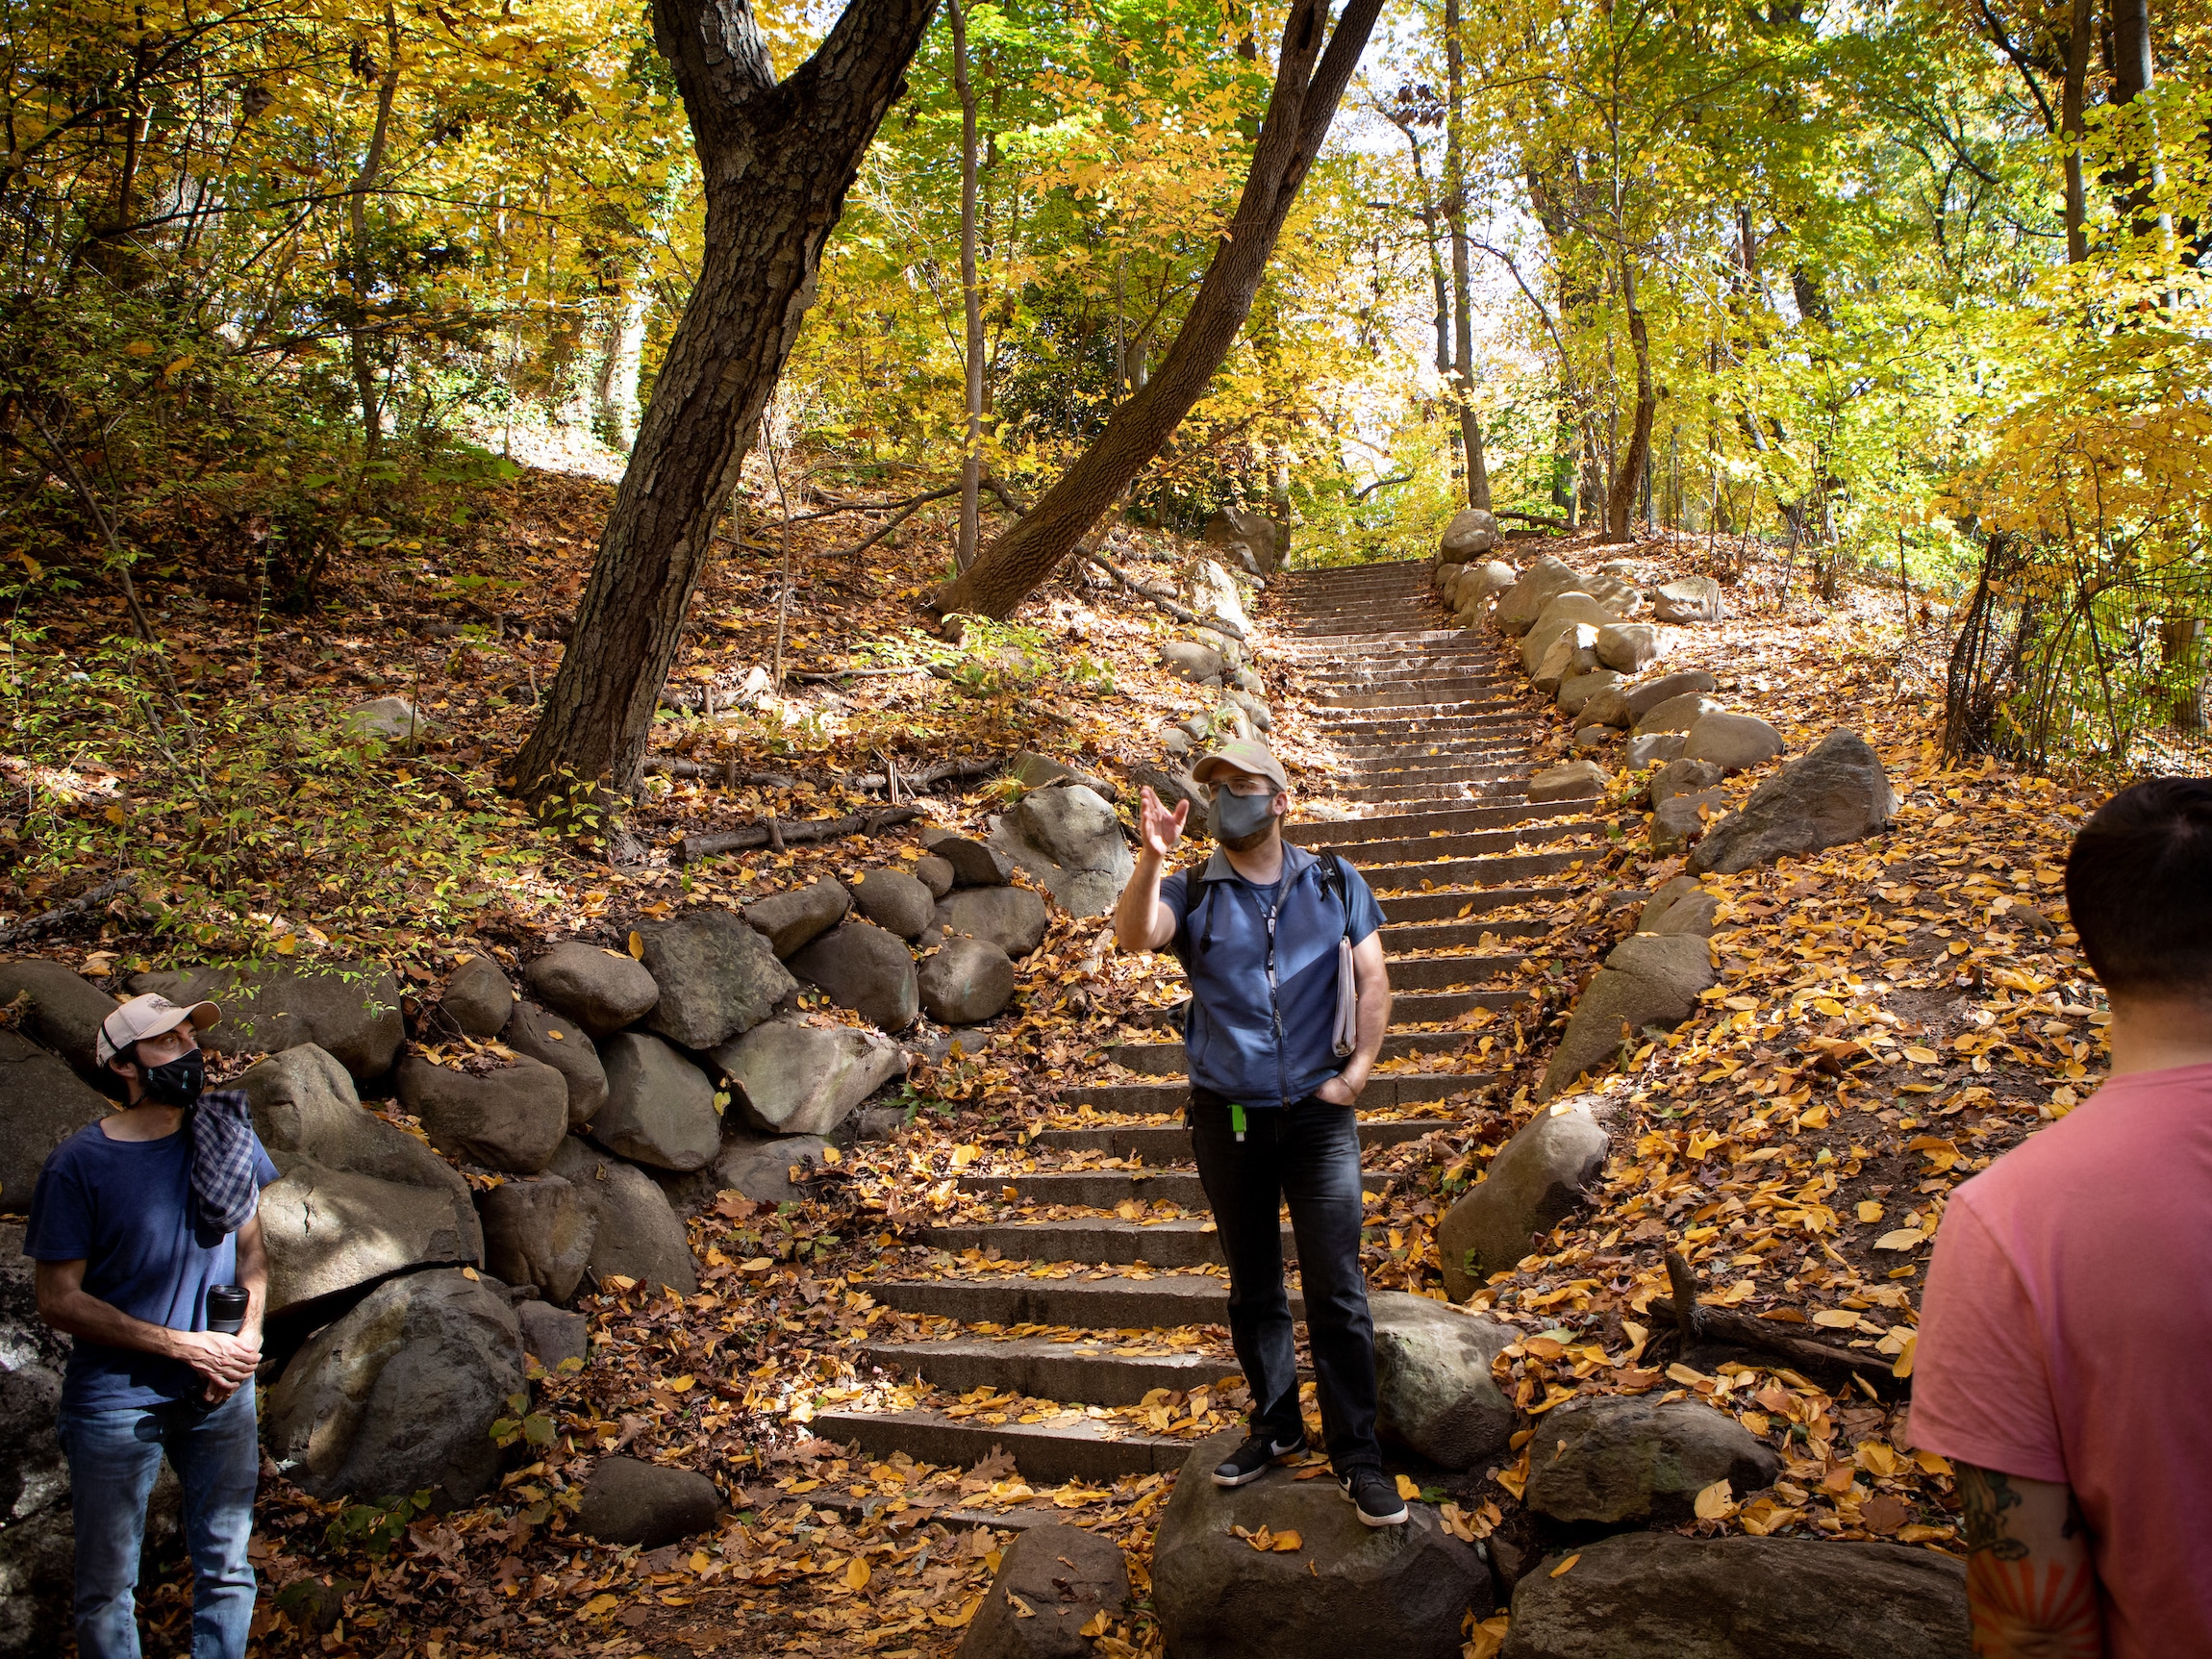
[1191,739,1289,793]
[96,992,220,1068]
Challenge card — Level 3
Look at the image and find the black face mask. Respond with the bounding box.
[141,1048,207,1109]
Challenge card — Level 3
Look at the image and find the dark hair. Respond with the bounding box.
[2065,778,2212,998]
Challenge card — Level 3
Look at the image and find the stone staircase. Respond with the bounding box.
[815,558,1591,1489]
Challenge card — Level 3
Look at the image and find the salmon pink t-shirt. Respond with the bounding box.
[1913,1062,2212,1658]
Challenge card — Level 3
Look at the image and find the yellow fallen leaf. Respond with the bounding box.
[1694,1479,1739,1521]
[1080,1611,1111,1638]
[628,930,644,959]
[274,933,298,955]
[1812,1309,1860,1328]
[845,1557,870,1592]
[667,1374,695,1393]
[1893,1332,1920,1380]
[690,1550,709,1573]
[580,1594,619,1618]
[1874,1228,1928,1251]
[1857,1200,1884,1223]
[1902,1045,1938,1064]
[1813,996,1846,1017]
[1467,1613,1513,1659]
[951,1144,980,1169]
[1395,1474,1422,1501]
[1008,1593,1036,1619]
[1270,1530,1302,1551]
[1549,1553,1581,1578]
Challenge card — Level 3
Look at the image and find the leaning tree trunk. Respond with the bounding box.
[1603,260,1655,542]
[512,0,940,809]
[928,0,1383,622]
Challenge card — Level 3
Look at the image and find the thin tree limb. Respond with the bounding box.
[1081,550,1247,643]
[679,805,925,865]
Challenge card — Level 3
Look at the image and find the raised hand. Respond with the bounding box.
[1137,785,1190,859]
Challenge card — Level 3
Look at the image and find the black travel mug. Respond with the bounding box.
[205,1285,249,1335]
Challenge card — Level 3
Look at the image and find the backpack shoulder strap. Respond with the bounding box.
[1319,851,1354,940]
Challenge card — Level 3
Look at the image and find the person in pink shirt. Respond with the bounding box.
[1913,778,2212,1659]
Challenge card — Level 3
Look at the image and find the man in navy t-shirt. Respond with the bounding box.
[1111,739,1406,1526]
[26,992,279,1659]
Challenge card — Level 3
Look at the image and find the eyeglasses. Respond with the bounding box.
[1219,778,1275,796]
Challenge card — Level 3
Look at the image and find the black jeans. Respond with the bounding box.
[1188,1088,1382,1470]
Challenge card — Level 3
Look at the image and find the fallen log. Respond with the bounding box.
[0,874,137,946]
[1646,1247,1902,1395]
[644,757,797,787]
[678,805,925,866]
[848,756,1000,794]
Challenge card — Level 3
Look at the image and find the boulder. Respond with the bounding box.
[264,1269,524,1504]
[913,855,957,898]
[500,1000,608,1127]
[341,696,433,742]
[1577,684,1635,730]
[1524,1396,1781,1525]
[479,1176,595,1304]
[1648,758,1724,809]
[1635,691,1724,735]
[790,920,919,1032]
[591,1033,720,1172]
[128,962,403,1080]
[1651,575,1726,623]
[1131,764,1207,821]
[1557,669,1624,717]
[1527,760,1608,803]
[1498,1534,1969,1659]
[1152,1429,1491,1659]
[743,880,851,959]
[1437,1097,1615,1299]
[710,1132,835,1204]
[1225,689,1273,734]
[515,1301,588,1369]
[438,954,514,1040]
[1531,626,1600,696]
[1582,570,1646,616]
[1541,935,1716,1098]
[1493,559,1586,636]
[522,943,659,1038]
[236,1040,440,1175]
[1623,731,1687,768]
[1684,712,1785,772]
[918,938,1018,1025]
[0,1030,111,1213]
[545,1139,698,1294]
[1161,641,1225,685]
[1690,729,1898,877]
[1370,1292,1517,1470]
[1459,560,1517,609]
[936,887,1050,958]
[712,1015,906,1137]
[1521,593,1618,675]
[1440,506,1501,561]
[1622,669,1719,721]
[574,1456,724,1548]
[1203,505,1284,577]
[0,959,115,1074]
[396,1054,569,1174]
[1638,878,1720,939]
[846,868,938,941]
[961,1521,1129,1659]
[1186,560,1251,634]
[637,909,796,1049]
[1435,562,1466,599]
[1594,622,1659,673]
[1571,726,1616,754]
[989,784,1132,917]
[923,831,1014,888]
[1651,790,1727,856]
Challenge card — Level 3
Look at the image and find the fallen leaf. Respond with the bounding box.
[1694,1479,1739,1521]
[1549,1553,1581,1578]
[844,1556,870,1591]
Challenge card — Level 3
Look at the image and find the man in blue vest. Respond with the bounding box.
[1112,739,1402,1524]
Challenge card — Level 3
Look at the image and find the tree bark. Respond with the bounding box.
[2061,0,2093,263]
[1603,258,1654,542]
[1443,0,1490,510]
[511,0,941,809]
[1382,110,1451,376]
[926,0,1383,623]
[950,0,985,572]
[346,2,401,463]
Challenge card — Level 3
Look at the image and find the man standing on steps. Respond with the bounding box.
[27,993,279,1659]
[1111,739,1404,1526]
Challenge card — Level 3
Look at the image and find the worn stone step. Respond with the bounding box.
[1101,1028,1494,1077]
[1382,887,1565,924]
[1382,914,1553,951]
[1363,848,1585,889]
[920,1217,1260,1270]
[1029,1118,1449,1164]
[1279,629,1472,652]
[1291,803,1573,842]
[1346,782,1555,810]
[857,1335,1243,1406]
[1061,1068,1491,1114]
[955,1169,1390,1208]
[1315,686,1527,712]
[810,1406,1191,1485]
[855,1269,1262,1328]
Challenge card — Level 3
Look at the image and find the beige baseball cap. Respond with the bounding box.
[1190,739,1290,792]
[96,992,220,1068]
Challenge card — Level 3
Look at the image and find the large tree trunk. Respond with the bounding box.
[1443,0,1489,510]
[512,0,940,809]
[345,2,401,463]
[928,0,1383,623]
[950,0,985,572]
[1603,259,1654,542]
[2061,0,2093,262]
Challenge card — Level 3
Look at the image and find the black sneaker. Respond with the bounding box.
[1212,1429,1307,1488]
[1340,1466,1409,1526]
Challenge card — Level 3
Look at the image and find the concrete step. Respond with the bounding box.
[1062,1068,1492,1114]
[855,1269,1260,1328]
[1290,803,1575,842]
[920,1217,1261,1270]
[811,1405,1191,1485]
[1029,1119,1451,1164]
[1383,887,1568,924]
[955,1169,1390,1207]
[1363,848,1585,888]
[858,1335,1243,1405]
[1382,913,1553,951]
[1101,1029,1497,1077]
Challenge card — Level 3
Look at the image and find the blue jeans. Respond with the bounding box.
[57,1382,259,1659]
[1189,1090,1383,1470]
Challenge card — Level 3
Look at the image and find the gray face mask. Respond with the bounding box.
[1209,787,1278,851]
